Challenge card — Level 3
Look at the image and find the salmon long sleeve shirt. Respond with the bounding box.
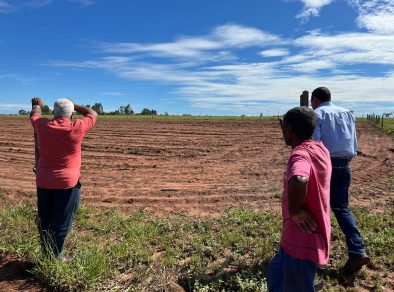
[31,113,96,189]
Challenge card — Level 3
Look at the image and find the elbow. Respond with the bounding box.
[90,110,98,117]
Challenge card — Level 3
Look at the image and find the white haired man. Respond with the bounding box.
[30,97,97,260]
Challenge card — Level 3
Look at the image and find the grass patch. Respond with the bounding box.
[381,117,394,134]
[362,117,394,135]
[0,203,393,291]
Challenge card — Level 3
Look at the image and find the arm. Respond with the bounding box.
[30,97,44,173]
[288,175,317,233]
[30,97,44,117]
[74,104,98,117]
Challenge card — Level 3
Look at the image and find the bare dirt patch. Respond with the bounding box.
[0,256,45,292]
[0,117,392,215]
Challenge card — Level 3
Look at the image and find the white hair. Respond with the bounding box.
[54,98,74,118]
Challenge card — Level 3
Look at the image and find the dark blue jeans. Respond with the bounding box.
[331,159,366,258]
[267,248,317,292]
[37,181,80,258]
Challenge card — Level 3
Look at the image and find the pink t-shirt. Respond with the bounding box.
[31,113,96,189]
[280,140,332,265]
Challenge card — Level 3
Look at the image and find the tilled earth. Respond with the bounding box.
[0,116,393,291]
[1,117,392,215]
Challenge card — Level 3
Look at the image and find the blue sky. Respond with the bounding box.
[1,0,394,115]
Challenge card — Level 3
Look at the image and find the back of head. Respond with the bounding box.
[312,87,331,102]
[283,106,317,140]
[54,98,74,118]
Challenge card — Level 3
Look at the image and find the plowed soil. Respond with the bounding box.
[1,116,393,215]
[0,116,393,291]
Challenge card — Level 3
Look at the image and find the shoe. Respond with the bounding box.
[57,254,72,263]
[343,254,370,274]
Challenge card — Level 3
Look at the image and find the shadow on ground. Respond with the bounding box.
[0,255,46,292]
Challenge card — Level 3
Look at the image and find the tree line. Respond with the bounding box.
[19,103,158,116]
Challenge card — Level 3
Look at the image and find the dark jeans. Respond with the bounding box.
[267,248,317,292]
[331,159,366,258]
[37,181,80,258]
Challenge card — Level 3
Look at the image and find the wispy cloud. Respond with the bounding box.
[49,23,394,114]
[0,1,16,12]
[0,73,37,82]
[260,48,290,57]
[0,0,94,13]
[349,0,394,34]
[296,0,334,22]
[100,91,127,96]
[98,24,282,61]
[293,31,394,65]
[67,0,95,6]
[0,103,31,113]
[26,0,53,8]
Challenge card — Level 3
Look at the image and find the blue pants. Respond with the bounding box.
[330,159,366,258]
[37,181,80,258]
[267,249,317,292]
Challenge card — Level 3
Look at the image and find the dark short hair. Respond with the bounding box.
[312,87,331,102]
[283,106,316,139]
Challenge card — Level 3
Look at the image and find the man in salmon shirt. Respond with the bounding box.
[30,97,97,261]
[267,107,332,292]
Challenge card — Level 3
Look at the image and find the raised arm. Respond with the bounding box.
[31,97,44,116]
[74,104,98,117]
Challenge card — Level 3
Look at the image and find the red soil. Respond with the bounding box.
[0,116,393,291]
[1,117,392,215]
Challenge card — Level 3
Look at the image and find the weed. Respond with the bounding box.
[0,202,392,291]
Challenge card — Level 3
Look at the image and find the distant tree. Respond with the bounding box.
[18,109,28,115]
[163,112,169,116]
[91,102,104,114]
[140,108,151,115]
[41,105,51,115]
[124,104,134,115]
[140,108,157,115]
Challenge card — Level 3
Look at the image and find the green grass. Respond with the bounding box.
[362,116,394,135]
[0,203,393,291]
[381,118,394,134]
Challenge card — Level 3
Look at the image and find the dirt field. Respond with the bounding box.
[0,116,393,291]
[1,116,393,215]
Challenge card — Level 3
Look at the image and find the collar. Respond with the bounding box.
[53,116,71,120]
[317,101,332,108]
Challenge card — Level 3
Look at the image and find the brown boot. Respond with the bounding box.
[343,254,370,273]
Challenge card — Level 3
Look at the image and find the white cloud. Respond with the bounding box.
[0,1,16,12]
[212,24,281,47]
[25,0,53,8]
[260,48,290,57]
[98,24,282,61]
[293,31,394,65]
[67,0,95,6]
[358,11,394,34]
[349,0,394,33]
[296,0,334,22]
[100,92,127,96]
[0,0,94,12]
[0,73,37,82]
[0,103,31,114]
[49,22,394,115]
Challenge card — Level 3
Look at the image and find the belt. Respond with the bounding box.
[331,157,353,162]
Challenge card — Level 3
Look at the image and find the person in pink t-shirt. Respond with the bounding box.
[30,97,97,261]
[267,106,332,292]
